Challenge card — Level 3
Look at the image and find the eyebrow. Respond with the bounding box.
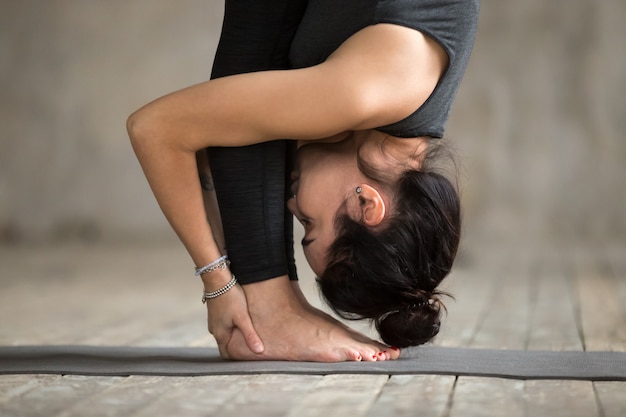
[301,238,315,247]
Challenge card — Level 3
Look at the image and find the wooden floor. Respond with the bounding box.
[1,238,625,416]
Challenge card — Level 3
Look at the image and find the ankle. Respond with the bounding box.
[242,275,300,313]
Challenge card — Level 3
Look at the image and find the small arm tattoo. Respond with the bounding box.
[200,172,214,192]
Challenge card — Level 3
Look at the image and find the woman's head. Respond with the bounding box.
[287,133,389,275]
[292,134,461,347]
[288,131,430,275]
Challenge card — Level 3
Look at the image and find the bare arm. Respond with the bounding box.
[127,24,443,255]
[128,24,446,150]
[196,150,225,254]
[127,23,441,258]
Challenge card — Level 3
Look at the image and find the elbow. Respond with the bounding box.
[126,105,171,159]
[126,108,151,156]
[127,104,197,158]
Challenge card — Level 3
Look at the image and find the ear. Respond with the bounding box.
[356,184,386,226]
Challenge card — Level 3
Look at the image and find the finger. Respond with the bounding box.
[211,325,233,348]
[236,315,265,354]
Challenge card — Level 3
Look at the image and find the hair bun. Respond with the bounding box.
[375,296,443,348]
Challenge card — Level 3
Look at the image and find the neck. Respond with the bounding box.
[354,130,430,174]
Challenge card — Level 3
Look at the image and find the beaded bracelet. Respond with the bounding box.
[201,275,237,303]
[194,255,229,276]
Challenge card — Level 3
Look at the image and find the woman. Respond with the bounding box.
[128,0,479,361]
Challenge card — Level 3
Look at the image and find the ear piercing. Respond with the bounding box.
[356,186,362,194]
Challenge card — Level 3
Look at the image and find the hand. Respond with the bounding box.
[203,274,264,357]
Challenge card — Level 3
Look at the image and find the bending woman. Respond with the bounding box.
[127,0,479,361]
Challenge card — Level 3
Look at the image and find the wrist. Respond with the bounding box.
[201,274,237,303]
[201,268,233,292]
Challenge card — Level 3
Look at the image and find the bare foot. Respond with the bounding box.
[222,276,400,362]
[289,281,399,361]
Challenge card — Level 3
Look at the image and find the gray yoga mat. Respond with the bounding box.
[1,345,625,381]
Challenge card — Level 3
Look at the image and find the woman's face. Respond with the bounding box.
[287,131,425,276]
[287,137,365,276]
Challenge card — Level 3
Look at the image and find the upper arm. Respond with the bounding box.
[137,24,446,151]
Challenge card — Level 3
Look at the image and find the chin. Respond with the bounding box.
[305,253,326,278]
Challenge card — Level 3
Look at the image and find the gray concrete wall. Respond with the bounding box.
[1,0,624,244]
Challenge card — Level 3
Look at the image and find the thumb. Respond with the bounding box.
[236,315,265,354]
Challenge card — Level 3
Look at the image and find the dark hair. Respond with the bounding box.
[317,141,461,348]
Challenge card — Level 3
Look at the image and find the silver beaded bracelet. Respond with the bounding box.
[195,255,229,276]
[201,275,237,303]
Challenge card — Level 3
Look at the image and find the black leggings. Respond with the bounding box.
[206,0,307,284]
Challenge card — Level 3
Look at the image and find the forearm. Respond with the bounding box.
[197,149,226,254]
[128,120,225,280]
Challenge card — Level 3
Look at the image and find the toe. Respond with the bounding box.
[388,346,401,360]
[347,350,363,362]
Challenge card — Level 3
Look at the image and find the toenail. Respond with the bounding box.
[391,347,399,351]
[357,355,362,361]
[378,352,384,356]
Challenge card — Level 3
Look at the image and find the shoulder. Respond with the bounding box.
[322,23,449,130]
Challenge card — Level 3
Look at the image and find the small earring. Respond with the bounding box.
[355,186,362,194]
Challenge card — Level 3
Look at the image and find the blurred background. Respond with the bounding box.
[1,0,625,247]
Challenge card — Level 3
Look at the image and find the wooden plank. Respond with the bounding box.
[437,244,513,348]
[0,375,58,405]
[366,375,455,417]
[594,382,626,417]
[127,376,245,417]
[570,244,626,351]
[604,242,626,323]
[130,375,319,417]
[524,245,598,417]
[468,244,532,350]
[1,375,124,417]
[593,245,626,417]
[436,268,495,348]
[213,375,322,417]
[524,380,599,417]
[448,377,525,417]
[53,376,174,417]
[285,375,388,417]
[526,244,582,351]
[0,243,205,346]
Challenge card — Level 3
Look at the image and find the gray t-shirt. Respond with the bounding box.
[289,0,479,138]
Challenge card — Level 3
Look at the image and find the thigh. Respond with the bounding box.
[211,0,308,77]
